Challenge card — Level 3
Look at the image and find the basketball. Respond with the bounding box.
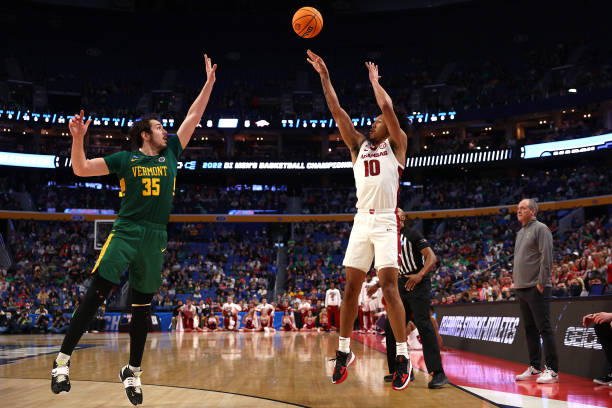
[292,7,323,38]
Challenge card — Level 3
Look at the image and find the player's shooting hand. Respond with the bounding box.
[68,109,92,140]
[404,274,423,291]
[593,312,612,325]
[204,53,217,84]
[306,49,328,76]
[365,61,381,83]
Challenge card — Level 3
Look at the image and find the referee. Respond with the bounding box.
[370,209,449,388]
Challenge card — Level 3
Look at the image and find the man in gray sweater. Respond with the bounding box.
[513,198,559,384]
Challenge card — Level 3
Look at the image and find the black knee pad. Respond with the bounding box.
[130,289,154,330]
[130,288,154,306]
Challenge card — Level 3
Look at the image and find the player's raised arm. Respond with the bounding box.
[69,110,109,177]
[307,50,365,162]
[365,62,407,159]
[176,53,217,149]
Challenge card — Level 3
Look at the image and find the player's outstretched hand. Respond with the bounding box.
[204,53,217,84]
[68,109,92,140]
[365,61,381,83]
[306,49,329,76]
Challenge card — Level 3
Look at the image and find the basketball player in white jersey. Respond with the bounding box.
[307,50,411,390]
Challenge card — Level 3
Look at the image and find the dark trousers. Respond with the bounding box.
[595,322,612,372]
[328,305,340,328]
[385,278,444,375]
[516,286,559,372]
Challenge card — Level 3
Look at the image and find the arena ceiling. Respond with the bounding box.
[22,0,474,13]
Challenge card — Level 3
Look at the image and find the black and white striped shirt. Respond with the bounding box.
[399,227,431,277]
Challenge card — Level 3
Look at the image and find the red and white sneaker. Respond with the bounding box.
[392,355,412,390]
[331,350,356,384]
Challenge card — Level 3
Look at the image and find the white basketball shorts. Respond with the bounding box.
[343,209,400,272]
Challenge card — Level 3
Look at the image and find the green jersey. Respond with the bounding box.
[103,135,182,224]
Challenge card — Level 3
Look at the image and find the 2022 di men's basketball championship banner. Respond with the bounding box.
[434,296,611,378]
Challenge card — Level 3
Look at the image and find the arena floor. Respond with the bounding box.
[0,332,608,407]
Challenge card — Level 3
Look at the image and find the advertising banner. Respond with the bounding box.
[434,296,611,378]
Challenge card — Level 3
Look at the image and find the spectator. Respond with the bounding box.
[35,304,49,315]
[582,312,612,385]
[587,273,608,296]
[552,282,568,298]
[34,312,50,334]
[90,305,107,333]
[16,309,32,334]
[49,312,70,335]
[0,309,10,334]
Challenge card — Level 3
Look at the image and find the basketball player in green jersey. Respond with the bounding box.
[51,54,217,406]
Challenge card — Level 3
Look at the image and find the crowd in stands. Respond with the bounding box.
[2,114,605,162]
[171,185,289,214]
[419,130,506,156]
[27,182,290,215]
[2,2,611,175]
[3,1,612,337]
[439,40,612,112]
[0,221,93,334]
[155,222,277,308]
[0,179,22,211]
[418,116,608,156]
[415,165,612,211]
[0,220,280,333]
[523,118,608,146]
[3,33,611,123]
[1,164,606,215]
[430,213,612,304]
[1,204,610,335]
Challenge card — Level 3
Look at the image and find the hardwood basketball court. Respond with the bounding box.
[0,332,494,407]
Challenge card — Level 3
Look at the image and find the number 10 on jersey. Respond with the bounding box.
[364,159,380,177]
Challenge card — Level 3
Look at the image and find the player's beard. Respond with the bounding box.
[151,137,166,154]
[366,131,384,145]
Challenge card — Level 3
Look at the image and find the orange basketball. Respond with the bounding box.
[292,7,323,38]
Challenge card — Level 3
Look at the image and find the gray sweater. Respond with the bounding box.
[512,218,553,289]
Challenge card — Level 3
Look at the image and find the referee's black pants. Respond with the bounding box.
[515,286,559,372]
[385,278,444,375]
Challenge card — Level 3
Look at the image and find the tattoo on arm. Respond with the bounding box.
[321,77,338,110]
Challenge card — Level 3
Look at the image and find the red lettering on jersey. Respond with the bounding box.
[361,151,388,159]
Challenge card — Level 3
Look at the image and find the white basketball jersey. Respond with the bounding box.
[353,139,404,210]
